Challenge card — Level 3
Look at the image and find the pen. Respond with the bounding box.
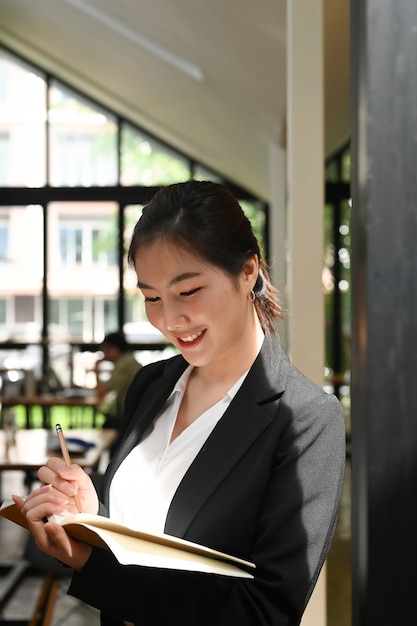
[55,423,82,513]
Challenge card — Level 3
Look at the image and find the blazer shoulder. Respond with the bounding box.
[282,362,346,438]
[124,353,186,414]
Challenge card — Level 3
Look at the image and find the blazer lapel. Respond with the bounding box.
[102,356,188,508]
[165,333,290,536]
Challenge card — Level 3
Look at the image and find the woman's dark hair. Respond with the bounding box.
[128,180,283,333]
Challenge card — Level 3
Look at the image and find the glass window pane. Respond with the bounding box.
[49,298,60,326]
[0,49,46,186]
[68,298,84,337]
[240,200,266,256]
[103,298,118,334]
[48,202,118,341]
[0,206,43,340]
[341,149,351,183]
[124,204,145,326]
[0,298,6,325]
[48,81,118,186]
[324,202,336,373]
[340,199,351,374]
[325,160,338,182]
[193,166,222,182]
[0,212,9,261]
[0,205,44,384]
[121,123,190,186]
[123,204,166,343]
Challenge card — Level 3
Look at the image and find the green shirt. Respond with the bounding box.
[102,352,141,418]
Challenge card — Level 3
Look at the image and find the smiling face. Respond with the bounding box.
[134,239,262,375]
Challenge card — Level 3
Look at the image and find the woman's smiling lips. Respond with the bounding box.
[176,329,206,347]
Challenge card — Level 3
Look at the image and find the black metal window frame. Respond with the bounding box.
[0,45,268,378]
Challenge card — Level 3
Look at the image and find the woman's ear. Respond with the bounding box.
[243,255,259,291]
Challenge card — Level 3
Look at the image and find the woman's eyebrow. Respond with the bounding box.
[137,271,202,290]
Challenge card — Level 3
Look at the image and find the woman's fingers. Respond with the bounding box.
[39,457,92,488]
[38,467,80,501]
[13,484,93,570]
[18,484,69,520]
[12,494,25,509]
[43,522,73,555]
[37,458,96,512]
[20,455,98,520]
[42,523,93,570]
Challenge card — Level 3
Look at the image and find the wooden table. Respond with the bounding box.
[0,393,101,429]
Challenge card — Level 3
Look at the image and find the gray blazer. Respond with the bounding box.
[69,332,346,626]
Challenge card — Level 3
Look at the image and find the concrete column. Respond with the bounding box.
[268,142,288,350]
[286,1,326,625]
[350,1,417,623]
[286,0,325,382]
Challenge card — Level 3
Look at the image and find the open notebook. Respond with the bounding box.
[0,500,255,579]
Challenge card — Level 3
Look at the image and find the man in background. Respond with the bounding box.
[95,331,142,430]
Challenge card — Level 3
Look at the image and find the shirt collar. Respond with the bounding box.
[168,365,249,403]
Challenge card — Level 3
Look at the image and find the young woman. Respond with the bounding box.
[14,181,345,626]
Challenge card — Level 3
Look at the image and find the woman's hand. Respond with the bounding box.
[36,457,99,516]
[13,486,92,570]
[12,457,99,570]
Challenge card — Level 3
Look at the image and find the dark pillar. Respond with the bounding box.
[350,1,417,624]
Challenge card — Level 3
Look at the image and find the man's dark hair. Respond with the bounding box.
[102,331,130,353]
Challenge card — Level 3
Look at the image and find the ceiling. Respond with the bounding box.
[0,0,350,201]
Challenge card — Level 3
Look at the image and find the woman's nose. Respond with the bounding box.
[164,306,187,332]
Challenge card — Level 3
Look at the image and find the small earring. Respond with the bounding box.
[248,290,256,302]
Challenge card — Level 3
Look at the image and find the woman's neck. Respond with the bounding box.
[193,317,265,389]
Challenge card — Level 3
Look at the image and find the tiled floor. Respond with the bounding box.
[1,463,351,626]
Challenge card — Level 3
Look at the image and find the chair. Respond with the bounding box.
[0,535,71,626]
[24,536,71,626]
